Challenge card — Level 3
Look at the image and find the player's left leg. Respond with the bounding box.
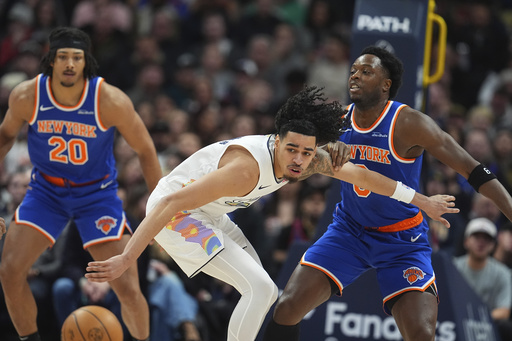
[391,290,438,341]
[0,223,52,339]
[88,235,150,341]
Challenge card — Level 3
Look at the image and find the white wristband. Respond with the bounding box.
[390,181,416,204]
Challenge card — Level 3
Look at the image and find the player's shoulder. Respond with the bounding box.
[396,105,431,125]
[10,77,37,99]
[97,80,132,110]
[8,77,38,109]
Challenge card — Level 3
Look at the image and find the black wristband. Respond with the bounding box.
[467,164,496,192]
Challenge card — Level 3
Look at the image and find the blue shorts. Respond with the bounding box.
[14,169,131,248]
[302,214,437,315]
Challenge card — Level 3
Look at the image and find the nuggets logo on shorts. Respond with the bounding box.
[95,216,118,235]
[403,266,425,285]
[166,212,222,256]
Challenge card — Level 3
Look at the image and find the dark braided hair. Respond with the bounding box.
[41,27,98,79]
[275,85,348,145]
[360,46,403,99]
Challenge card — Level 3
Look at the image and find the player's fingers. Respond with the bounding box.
[439,217,450,228]
[444,195,456,202]
[86,264,109,274]
[85,271,112,281]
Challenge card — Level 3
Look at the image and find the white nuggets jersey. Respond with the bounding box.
[148,134,288,216]
[146,135,288,276]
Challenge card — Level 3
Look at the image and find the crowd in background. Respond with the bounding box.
[1,0,512,340]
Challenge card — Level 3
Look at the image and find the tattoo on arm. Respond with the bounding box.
[299,149,334,180]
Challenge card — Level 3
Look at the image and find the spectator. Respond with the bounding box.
[147,244,203,341]
[267,23,307,106]
[447,2,509,109]
[127,62,168,105]
[125,35,168,92]
[194,11,238,64]
[470,193,505,227]
[31,0,65,44]
[245,34,274,81]
[234,0,284,49]
[224,58,259,108]
[196,42,235,102]
[9,42,43,80]
[307,32,350,104]
[454,218,512,340]
[272,186,327,274]
[0,2,34,72]
[167,53,199,110]
[494,222,512,269]
[302,0,340,55]
[0,167,31,226]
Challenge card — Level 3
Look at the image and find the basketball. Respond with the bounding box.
[61,305,123,341]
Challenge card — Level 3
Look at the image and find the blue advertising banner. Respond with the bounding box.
[350,0,429,110]
[260,242,500,341]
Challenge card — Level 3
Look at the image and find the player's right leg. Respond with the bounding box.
[263,264,333,341]
[0,221,52,338]
[201,237,278,341]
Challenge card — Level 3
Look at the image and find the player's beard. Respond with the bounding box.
[60,81,75,87]
[283,174,299,183]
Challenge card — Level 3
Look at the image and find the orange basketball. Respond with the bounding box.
[61,305,123,341]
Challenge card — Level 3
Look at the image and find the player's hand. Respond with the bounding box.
[422,194,459,228]
[322,141,350,171]
[0,217,6,239]
[85,255,130,282]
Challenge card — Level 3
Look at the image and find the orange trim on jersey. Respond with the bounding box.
[390,105,416,162]
[95,78,108,131]
[48,77,88,109]
[30,74,41,123]
[83,221,131,249]
[352,101,391,131]
[365,211,423,232]
[382,277,438,315]
[300,257,343,295]
[14,210,55,244]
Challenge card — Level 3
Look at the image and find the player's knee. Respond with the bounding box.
[253,276,278,306]
[111,281,143,302]
[405,324,436,341]
[0,261,20,285]
[273,292,296,320]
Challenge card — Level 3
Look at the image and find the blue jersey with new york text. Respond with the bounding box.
[27,74,116,183]
[337,100,423,228]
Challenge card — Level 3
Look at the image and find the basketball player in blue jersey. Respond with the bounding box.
[85,85,458,341]
[263,46,512,341]
[0,27,161,341]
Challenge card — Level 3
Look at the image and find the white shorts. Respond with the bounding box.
[147,186,247,277]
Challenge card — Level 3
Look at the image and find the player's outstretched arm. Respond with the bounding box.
[305,150,459,227]
[86,148,260,282]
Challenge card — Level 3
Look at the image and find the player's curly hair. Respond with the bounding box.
[360,46,403,99]
[41,27,98,79]
[275,85,348,145]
